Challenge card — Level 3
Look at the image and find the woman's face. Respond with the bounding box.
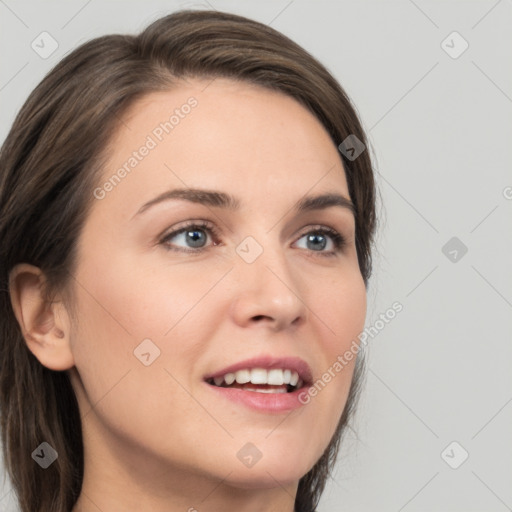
[66,78,366,498]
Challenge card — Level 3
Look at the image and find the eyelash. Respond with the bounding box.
[159,220,347,258]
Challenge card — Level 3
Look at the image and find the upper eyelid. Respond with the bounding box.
[160,220,217,239]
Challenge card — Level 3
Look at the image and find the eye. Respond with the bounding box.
[160,220,219,253]
[293,225,347,258]
[159,221,347,257]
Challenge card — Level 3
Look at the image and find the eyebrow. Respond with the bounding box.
[133,187,356,218]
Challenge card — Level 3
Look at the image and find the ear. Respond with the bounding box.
[8,263,75,371]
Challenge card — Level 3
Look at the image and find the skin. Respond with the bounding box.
[9,78,367,512]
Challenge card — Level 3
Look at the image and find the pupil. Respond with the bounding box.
[187,229,205,248]
[308,233,326,251]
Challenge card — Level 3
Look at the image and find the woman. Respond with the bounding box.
[0,9,377,512]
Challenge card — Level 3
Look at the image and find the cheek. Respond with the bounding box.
[68,255,218,442]
[305,270,366,431]
[313,268,367,355]
[73,248,214,341]
[69,250,227,390]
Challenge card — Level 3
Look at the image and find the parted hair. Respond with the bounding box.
[0,9,377,512]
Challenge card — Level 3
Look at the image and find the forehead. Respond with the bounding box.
[94,78,350,217]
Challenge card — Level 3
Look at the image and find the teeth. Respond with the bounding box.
[210,368,303,388]
[224,372,236,385]
[246,387,287,394]
[250,368,267,384]
[267,369,284,385]
[235,369,251,384]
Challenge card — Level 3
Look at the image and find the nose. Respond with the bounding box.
[229,241,308,331]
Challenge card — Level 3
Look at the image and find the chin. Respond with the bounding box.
[218,452,316,490]
[223,469,304,490]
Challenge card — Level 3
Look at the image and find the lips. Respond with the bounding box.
[203,356,313,413]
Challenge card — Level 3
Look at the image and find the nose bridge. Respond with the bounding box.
[231,230,307,327]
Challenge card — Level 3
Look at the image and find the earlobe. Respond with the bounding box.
[8,263,75,371]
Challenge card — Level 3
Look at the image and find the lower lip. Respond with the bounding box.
[205,382,308,413]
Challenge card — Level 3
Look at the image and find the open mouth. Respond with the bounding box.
[205,368,306,394]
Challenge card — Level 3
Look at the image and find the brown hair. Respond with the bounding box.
[0,9,377,512]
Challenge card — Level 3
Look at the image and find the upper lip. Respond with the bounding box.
[204,355,313,385]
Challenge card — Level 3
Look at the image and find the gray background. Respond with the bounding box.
[1,1,511,511]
